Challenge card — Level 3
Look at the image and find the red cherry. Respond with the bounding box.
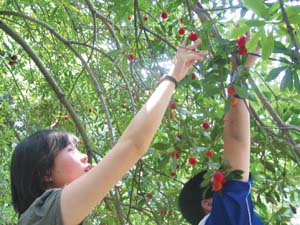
[206,149,214,158]
[227,86,236,95]
[143,16,148,21]
[169,101,176,110]
[236,35,247,46]
[176,133,182,140]
[63,115,69,121]
[191,73,197,80]
[146,193,153,199]
[8,61,15,66]
[189,31,198,41]
[117,71,122,76]
[178,28,185,35]
[128,15,132,21]
[238,46,248,55]
[160,209,167,216]
[188,156,197,165]
[161,11,168,20]
[202,121,210,129]
[170,171,176,177]
[128,54,135,62]
[213,181,223,191]
[171,150,180,159]
[213,171,225,183]
[11,54,18,60]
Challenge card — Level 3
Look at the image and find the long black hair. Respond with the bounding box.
[10,129,73,215]
[178,170,213,225]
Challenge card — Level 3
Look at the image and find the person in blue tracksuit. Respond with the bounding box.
[178,49,264,225]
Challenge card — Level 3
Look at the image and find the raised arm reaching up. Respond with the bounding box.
[223,49,259,181]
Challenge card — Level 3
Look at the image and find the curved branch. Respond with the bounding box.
[84,0,121,50]
[82,0,98,64]
[279,0,300,64]
[248,75,300,158]
[190,1,221,38]
[0,20,94,161]
[0,10,116,148]
[69,41,137,114]
[141,26,177,51]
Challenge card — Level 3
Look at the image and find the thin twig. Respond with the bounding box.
[0,20,94,162]
[278,0,300,64]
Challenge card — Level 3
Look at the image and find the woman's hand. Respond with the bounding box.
[168,38,208,82]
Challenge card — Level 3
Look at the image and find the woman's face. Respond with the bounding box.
[50,137,92,188]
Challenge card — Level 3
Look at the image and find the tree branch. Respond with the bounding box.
[0,10,116,148]
[248,75,300,158]
[0,20,94,161]
[84,0,121,50]
[278,0,300,64]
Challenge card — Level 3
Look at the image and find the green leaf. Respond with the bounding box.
[273,41,291,55]
[264,161,276,173]
[285,6,300,24]
[204,87,222,97]
[244,19,266,27]
[152,142,170,150]
[280,68,292,91]
[294,70,300,92]
[242,0,268,18]
[107,49,120,57]
[225,169,244,180]
[261,34,274,60]
[234,85,249,99]
[246,32,260,52]
[265,66,286,82]
[290,204,297,214]
[228,24,249,39]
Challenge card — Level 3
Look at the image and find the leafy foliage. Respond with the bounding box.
[0,0,300,224]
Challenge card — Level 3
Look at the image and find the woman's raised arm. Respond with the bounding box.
[60,39,208,225]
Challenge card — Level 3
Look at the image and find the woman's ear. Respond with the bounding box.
[201,198,212,213]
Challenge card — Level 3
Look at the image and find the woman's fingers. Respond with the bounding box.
[180,39,187,48]
[184,38,202,50]
[178,38,202,52]
[186,50,208,61]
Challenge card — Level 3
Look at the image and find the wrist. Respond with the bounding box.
[159,74,178,88]
[168,64,181,82]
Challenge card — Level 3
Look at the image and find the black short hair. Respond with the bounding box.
[178,170,213,225]
[10,129,73,215]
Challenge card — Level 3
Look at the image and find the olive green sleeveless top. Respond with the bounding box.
[18,188,63,225]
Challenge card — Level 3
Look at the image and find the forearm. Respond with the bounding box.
[119,80,175,153]
[223,98,250,181]
[61,80,176,225]
[224,99,250,143]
